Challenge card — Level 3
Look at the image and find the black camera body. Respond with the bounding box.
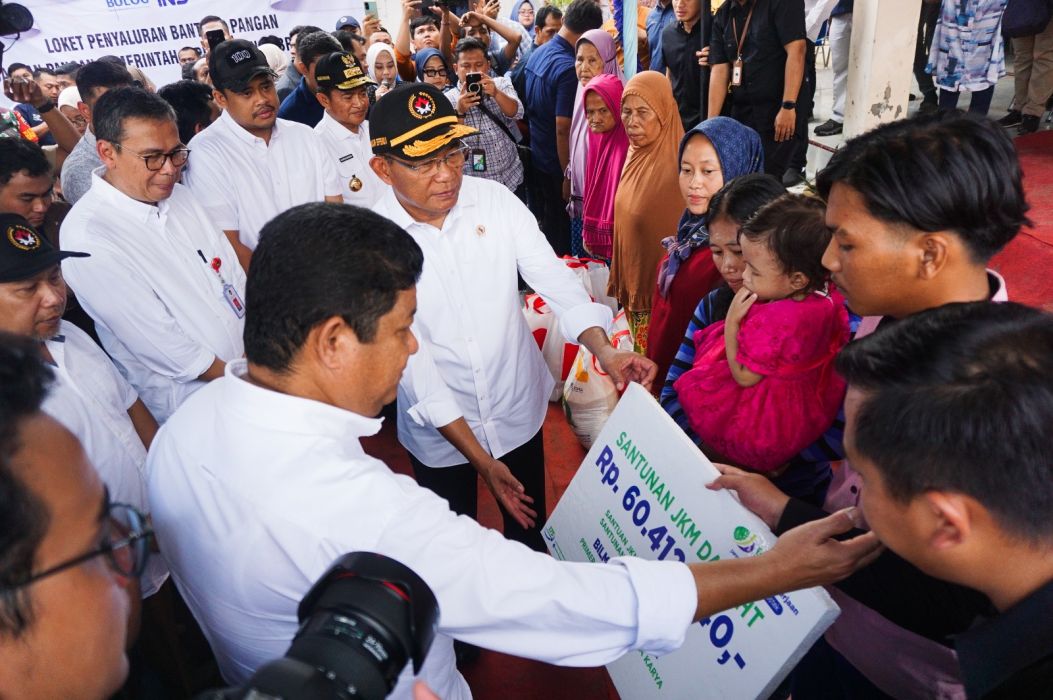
[202,552,439,700]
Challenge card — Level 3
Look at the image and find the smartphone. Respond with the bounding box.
[466,72,483,96]
[364,0,378,17]
[206,29,226,53]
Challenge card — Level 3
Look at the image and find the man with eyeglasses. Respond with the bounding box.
[313,51,389,208]
[183,39,343,272]
[0,213,167,601]
[369,83,652,553]
[0,332,153,699]
[60,87,246,424]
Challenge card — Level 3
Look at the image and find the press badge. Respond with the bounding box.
[471,148,487,172]
[732,59,744,87]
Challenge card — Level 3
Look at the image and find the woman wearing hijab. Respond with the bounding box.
[608,72,684,353]
[567,29,623,257]
[259,43,289,81]
[510,0,536,38]
[414,47,455,91]
[581,74,629,261]
[366,42,400,104]
[646,117,765,389]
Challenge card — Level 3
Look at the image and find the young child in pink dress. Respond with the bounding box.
[673,194,850,473]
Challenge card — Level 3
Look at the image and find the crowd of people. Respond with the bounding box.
[0,3,1050,700]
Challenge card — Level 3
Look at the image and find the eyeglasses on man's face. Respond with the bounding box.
[1,501,153,591]
[113,143,191,171]
[386,145,471,177]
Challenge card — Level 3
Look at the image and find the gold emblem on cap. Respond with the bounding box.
[349,176,363,192]
[408,92,437,120]
[7,225,41,251]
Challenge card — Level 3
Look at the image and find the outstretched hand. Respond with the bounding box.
[596,347,658,393]
[769,508,884,589]
[479,457,537,529]
[706,463,790,529]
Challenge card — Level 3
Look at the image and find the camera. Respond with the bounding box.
[201,552,439,700]
[0,2,33,37]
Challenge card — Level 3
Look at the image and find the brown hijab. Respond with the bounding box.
[608,72,685,311]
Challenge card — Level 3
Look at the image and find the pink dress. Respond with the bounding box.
[673,287,850,472]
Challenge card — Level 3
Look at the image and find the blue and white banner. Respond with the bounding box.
[4,0,366,88]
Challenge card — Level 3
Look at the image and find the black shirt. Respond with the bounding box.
[662,19,703,131]
[709,0,805,105]
[956,578,1053,699]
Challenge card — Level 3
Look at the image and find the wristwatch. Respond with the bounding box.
[781,100,797,110]
[37,100,55,114]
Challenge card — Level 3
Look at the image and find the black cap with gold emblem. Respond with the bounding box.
[369,82,478,161]
[314,51,374,93]
[0,214,88,283]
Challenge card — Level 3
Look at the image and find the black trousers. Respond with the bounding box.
[409,428,548,552]
[732,97,812,178]
[913,2,940,101]
[530,165,571,256]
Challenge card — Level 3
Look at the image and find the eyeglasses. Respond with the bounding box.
[423,68,447,78]
[113,144,191,171]
[386,145,470,177]
[2,502,153,590]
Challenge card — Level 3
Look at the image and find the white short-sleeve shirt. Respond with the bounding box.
[184,110,342,249]
[313,112,388,209]
[146,360,697,700]
[60,170,246,423]
[43,321,169,597]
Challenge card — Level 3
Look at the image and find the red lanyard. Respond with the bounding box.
[732,1,756,60]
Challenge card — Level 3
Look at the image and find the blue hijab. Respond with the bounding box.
[658,117,765,297]
[414,48,455,87]
[510,0,535,38]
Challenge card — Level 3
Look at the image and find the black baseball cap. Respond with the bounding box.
[314,51,374,92]
[335,15,361,31]
[209,39,276,92]
[370,83,478,161]
[0,214,88,283]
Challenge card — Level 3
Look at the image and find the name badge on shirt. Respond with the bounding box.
[732,59,744,87]
[223,283,246,319]
[471,148,487,172]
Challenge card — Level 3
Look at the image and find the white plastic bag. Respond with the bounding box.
[562,256,618,313]
[561,310,633,448]
[523,293,579,401]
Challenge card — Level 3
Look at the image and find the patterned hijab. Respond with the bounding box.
[657,117,765,297]
[581,74,630,259]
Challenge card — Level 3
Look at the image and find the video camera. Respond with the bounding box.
[0,2,33,37]
[201,552,440,700]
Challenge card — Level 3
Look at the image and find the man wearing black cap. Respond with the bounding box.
[313,52,389,208]
[184,39,342,270]
[369,82,657,550]
[277,30,343,127]
[61,87,246,424]
[0,213,168,597]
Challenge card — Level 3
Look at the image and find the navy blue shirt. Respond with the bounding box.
[523,34,577,176]
[646,0,677,73]
[277,76,324,127]
[14,103,56,146]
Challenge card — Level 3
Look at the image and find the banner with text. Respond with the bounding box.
[544,383,839,700]
[4,0,365,89]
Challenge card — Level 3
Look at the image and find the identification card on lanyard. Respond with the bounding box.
[731,2,755,88]
[198,251,246,319]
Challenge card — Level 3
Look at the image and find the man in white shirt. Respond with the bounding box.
[0,213,168,597]
[183,39,344,271]
[61,87,246,424]
[312,51,389,208]
[146,200,880,700]
[369,83,634,550]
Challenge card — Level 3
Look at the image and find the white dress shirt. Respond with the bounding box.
[313,112,388,209]
[43,321,169,597]
[60,170,246,423]
[184,110,342,249]
[373,177,613,467]
[146,360,697,700]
